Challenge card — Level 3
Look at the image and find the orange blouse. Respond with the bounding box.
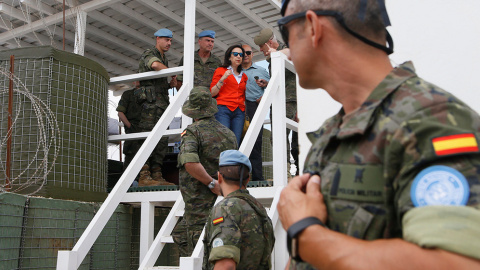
[210,67,248,112]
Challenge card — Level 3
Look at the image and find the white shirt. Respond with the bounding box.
[227,65,244,84]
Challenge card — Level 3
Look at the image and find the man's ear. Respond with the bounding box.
[243,176,250,187]
[217,171,223,184]
[305,10,322,48]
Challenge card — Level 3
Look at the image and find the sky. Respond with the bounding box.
[297,0,480,171]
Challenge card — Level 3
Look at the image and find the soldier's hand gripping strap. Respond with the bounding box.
[403,205,480,260]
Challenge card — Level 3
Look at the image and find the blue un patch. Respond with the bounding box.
[410,165,470,207]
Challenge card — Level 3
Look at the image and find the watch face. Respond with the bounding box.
[208,181,215,188]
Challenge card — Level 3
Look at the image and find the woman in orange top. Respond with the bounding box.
[210,45,248,144]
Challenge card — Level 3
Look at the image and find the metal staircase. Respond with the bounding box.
[55,1,297,269]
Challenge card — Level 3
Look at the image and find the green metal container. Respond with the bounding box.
[0,46,109,201]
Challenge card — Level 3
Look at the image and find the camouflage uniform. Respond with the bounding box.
[268,42,298,172]
[176,116,237,256]
[137,47,170,173]
[177,51,222,88]
[116,89,142,169]
[203,189,275,270]
[292,62,480,269]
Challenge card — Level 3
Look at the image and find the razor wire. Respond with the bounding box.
[0,66,61,195]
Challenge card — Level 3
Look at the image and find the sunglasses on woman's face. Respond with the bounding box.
[231,52,244,57]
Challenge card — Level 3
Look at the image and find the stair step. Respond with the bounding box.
[160,236,174,243]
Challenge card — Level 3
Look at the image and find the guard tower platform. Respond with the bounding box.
[9,0,300,268]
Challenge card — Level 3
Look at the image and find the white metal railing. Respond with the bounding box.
[56,0,195,268]
[134,51,295,270]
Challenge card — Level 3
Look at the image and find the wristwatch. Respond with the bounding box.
[287,217,325,262]
[207,179,215,189]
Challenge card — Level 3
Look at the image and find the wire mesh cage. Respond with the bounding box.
[0,46,109,201]
[0,192,137,269]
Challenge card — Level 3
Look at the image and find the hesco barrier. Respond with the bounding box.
[0,193,178,269]
[0,192,27,269]
[0,46,109,201]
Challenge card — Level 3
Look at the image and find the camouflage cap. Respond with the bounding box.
[182,86,218,119]
[254,28,273,46]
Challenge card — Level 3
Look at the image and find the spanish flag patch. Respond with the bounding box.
[213,217,224,225]
[181,130,186,137]
[432,133,479,156]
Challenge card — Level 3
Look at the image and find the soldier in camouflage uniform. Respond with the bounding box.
[117,90,142,168]
[176,30,222,89]
[117,89,142,174]
[136,28,177,186]
[254,28,299,177]
[203,150,274,270]
[173,86,237,257]
[278,0,480,269]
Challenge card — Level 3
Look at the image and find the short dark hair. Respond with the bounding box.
[289,0,386,43]
[219,165,249,185]
[221,45,245,73]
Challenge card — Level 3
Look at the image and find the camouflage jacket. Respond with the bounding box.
[293,61,480,269]
[116,89,142,133]
[267,42,297,102]
[202,189,275,270]
[138,47,170,106]
[177,117,237,210]
[177,51,222,88]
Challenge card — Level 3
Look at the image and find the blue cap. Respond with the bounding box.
[219,150,252,173]
[154,28,173,38]
[199,30,215,39]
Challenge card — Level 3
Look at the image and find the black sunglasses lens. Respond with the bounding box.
[280,25,289,47]
[245,51,252,55]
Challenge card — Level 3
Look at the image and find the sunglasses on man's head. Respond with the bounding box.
[245,51,252,55]
[231,52,244,57]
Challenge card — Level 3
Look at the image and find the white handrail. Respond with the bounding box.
[56,81,191,270]
[57,38,296,270]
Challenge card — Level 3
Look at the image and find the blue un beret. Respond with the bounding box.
[154,28,173,38]
[199,30,215,39]
[219,150,252,173]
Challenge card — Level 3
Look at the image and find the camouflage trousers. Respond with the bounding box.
[173,181,217,257]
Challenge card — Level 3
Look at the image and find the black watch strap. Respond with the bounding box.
[287,217,325,262]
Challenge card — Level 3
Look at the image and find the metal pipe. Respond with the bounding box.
[63,0,66,50]
[6,55,14,191]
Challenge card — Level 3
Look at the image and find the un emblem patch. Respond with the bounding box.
[212,238,224,248]
[410,165,469,207]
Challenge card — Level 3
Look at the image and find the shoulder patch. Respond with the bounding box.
[212,238,224,248]
[410,165,470,207]
[181,130,187,137]
[432,133,478,156]
[213,216,224,225]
